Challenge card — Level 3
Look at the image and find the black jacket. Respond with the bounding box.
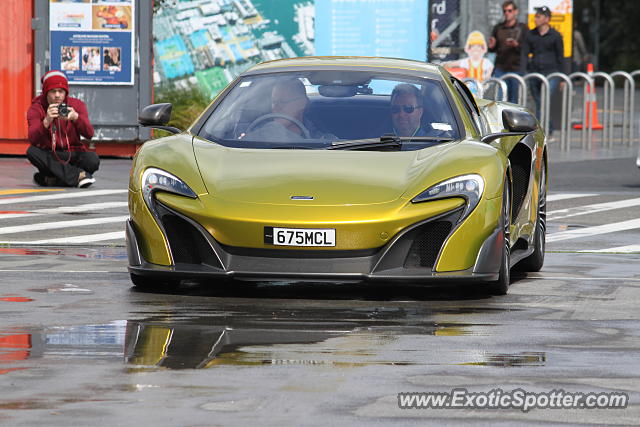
[520,26,564,75]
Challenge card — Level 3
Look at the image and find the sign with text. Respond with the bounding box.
[49,0,134,85]
[315,0,428,61]
[428,0,460,61]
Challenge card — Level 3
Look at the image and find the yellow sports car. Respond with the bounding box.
[127,57,546,295]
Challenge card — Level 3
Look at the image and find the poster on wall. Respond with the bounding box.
[527,0,573,58]
[49,0,135,85]
[428,0,460,62]
[315,0,428,61]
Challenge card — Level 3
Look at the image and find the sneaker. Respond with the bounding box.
[78,172,96,188]
[33,172,46,186]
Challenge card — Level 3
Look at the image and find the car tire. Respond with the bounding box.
[515,163,546,272]
[130,273,179,291]
[487,179,511,296]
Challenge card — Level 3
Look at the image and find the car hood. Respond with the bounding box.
[193,139,457,206]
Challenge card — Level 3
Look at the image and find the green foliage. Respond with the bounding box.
[599,0,640,72]
[153,84,211,136]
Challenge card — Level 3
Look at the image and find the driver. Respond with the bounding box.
[246,78,334,140]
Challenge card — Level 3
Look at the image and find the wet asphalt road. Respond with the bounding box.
[1,154,639,425]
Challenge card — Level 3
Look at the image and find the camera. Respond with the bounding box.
[58,103,69,117]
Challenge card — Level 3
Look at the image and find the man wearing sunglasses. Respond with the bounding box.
[488,1,528,104]
[390,84,428,137]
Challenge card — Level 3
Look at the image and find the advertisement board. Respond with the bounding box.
[315,0,428,61]
[49,0,135,85]
[428,0,460,62]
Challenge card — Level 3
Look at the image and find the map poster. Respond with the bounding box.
[49,0,135,85]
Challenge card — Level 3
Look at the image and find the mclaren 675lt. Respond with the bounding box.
[127,57,547,295]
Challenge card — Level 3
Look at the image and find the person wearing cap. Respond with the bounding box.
[520,5,564,135]
[488,1,529,103]
[26,70,98,188]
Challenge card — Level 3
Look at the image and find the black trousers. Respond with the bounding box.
[27,145,100,187]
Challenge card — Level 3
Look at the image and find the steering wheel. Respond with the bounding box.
[245,113,311,139]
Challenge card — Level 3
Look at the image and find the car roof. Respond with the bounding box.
[242,56,444,80]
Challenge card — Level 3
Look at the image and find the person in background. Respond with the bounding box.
[572,29,590,72]
[488,0,529,103]
[26,70,98,188]
[520,5,564,136]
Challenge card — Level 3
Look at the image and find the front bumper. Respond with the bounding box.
[126,202,503,283]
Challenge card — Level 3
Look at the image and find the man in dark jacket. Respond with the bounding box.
[26,70,98,187]
[488,1,529,103]
[520,6,564,134]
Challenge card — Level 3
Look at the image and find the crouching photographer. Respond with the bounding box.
[26,70,99,188]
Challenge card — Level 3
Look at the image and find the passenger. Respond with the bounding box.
[390,84,454,138]
[390,84,428,137]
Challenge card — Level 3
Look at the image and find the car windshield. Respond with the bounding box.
[197,70,461,151]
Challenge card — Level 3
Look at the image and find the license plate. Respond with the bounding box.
[265,226,336,247]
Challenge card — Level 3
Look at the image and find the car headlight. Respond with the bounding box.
[412,174,484,221]
[141,168,197,210]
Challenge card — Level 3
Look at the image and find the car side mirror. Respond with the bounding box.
[502,109,537,133]
[480,108,538,143]
[139,103,182,134]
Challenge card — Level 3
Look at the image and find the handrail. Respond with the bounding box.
[592,72,615,147]
[523,73,550,135]
[499,72,527,105]
[546,72,573,151]
[611,71,635,146]
[482,78,508,102]
[568,72,594,150]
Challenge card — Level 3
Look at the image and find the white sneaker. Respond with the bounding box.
[78,172,96,188]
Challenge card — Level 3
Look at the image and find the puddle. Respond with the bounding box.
[460,352,546,367]
[28,284,93,294]
[0,304,512,373]
[0,296,33,302]
[0,247,127,260]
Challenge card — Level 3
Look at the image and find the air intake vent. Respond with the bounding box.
[404,221,452,268]
[511,164,529,222]
[155,203,221,268]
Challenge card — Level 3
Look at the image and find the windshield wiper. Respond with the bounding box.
[327,134,453,150]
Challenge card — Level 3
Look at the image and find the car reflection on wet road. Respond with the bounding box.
[1,246,639,425]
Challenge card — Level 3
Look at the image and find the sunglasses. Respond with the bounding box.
[391,105,422,114]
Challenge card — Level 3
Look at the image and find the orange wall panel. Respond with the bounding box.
[0,1,33,140]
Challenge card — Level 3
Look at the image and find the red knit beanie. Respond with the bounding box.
[41,70,69,95]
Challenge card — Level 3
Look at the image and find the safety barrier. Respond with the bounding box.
[611,71,635,146]
[468,68,640,151]
[546,72,573,151]
[481,78,507,102]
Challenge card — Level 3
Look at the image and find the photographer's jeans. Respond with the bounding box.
[27,145,100,187]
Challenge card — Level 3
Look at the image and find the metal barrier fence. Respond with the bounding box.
[464,69,640,151]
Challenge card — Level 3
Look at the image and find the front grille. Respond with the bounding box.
[404,221,452,268]
[155,202,221,268]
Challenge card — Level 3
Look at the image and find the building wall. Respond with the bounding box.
[0,0,33,142]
